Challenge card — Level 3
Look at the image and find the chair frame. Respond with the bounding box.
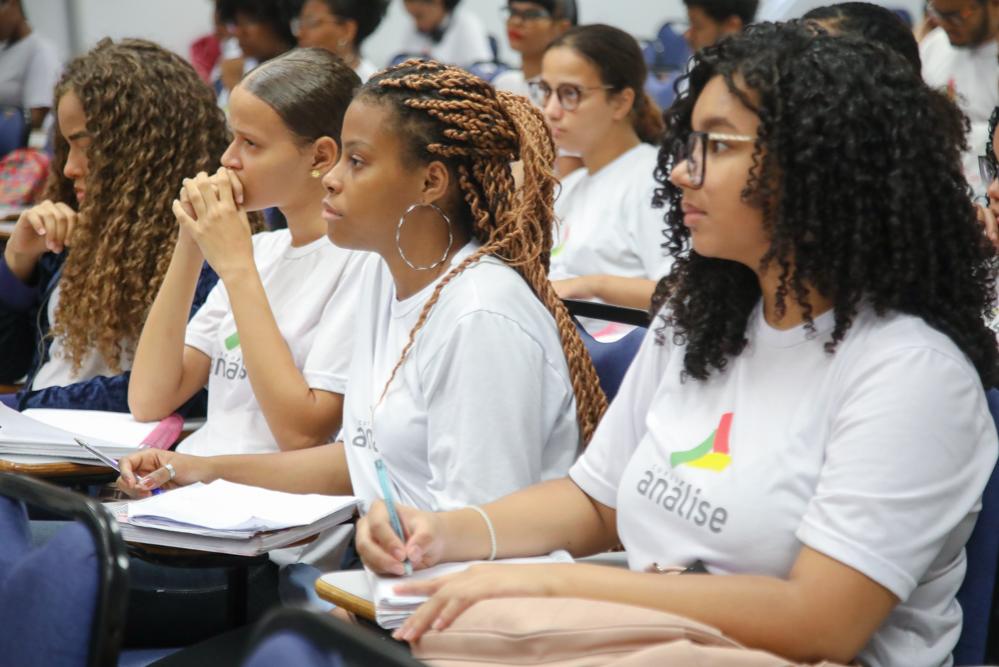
[562,298,651,328]
[0,472,129,667]
[244,606,426,666]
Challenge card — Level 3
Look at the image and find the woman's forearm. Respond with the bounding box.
[204,442,352,495]
[129,238,206,420]
[440,478,619,562]
[222,268,343,450]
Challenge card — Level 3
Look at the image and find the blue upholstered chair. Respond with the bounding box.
[0,106,28,158]
[242,607,425,667]
[953,388,999,665]
[0,473,129,667]
[563,299,650,402]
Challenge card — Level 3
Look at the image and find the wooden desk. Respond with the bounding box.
[316,570,376,621]
[0,456,117,486]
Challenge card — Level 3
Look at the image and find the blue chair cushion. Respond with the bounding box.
[0,500,99,667]
[243,630,345,667]
[953,388,999,665]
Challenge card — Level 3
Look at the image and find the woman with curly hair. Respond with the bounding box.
[120,59,605,533]
[0,38,229,412]
[128,48,364,457]
[356,23,999,666]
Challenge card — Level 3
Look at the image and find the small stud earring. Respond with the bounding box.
[310,169,322,178]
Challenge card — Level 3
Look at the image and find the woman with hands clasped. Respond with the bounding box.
[0,39,227,412]
[357,25,999,667]
[119,59,605,555]
[127,48,365,456]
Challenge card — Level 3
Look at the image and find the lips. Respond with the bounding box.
[74,188,86,204]
[681,203,705,227]
[321,200,343,222]
[508,29,523,41]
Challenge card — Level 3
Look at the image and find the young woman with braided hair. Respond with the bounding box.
[358,24,999,666]
[120,59,602,535]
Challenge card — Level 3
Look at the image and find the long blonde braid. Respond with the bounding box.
[367,60,607,443]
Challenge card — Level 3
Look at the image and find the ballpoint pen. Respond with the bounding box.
[74,437,163,495]
[375,458,413,576]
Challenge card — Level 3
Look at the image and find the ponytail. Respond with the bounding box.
[633,91,665,145]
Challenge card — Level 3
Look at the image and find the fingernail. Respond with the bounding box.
[392,630,403,641]
[392,562,406,576]
[393,548,406,560]
[432,618,444,630]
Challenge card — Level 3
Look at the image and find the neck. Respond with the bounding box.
[520,54,542,80]
[757,266,833,330]
[280,181,328,247]
[9,20,30,43]
[382,226,472,300]
[582,124,641,174]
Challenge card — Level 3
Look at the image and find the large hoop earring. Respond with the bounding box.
[396,203,454,271]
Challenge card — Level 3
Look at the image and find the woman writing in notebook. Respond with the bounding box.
[128,48,364,457]
[0,39,227,412]
[356,25,998,666]
[120,59,605,520]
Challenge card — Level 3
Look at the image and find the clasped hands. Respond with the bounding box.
[173,167,254,280]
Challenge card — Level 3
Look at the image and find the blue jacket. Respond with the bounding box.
[0,252,217,414]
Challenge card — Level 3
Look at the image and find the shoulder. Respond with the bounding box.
[249,228,292,255]
[452,7,488,32]
[918,28,953,65]
[835,308,982,389]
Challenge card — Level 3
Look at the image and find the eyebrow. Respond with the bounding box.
[344,140,373,151]
[694,116,739,133]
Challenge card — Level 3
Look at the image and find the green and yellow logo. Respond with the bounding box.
[670,412,733,472]
[224,331,240,351]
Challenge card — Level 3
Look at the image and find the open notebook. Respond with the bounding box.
[364,550,574,629]
[0,405,190,463]
[106,480,359,557]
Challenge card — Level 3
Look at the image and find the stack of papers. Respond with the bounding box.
[108,480,359,557]
[0,405,160,463]
[367,550,574,629]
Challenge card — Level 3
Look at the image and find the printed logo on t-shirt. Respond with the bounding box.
[633,412,734,534]
[670,412,733,472]
[212,330,247,381]
[351,418,377,453]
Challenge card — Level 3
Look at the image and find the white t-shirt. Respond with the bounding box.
[551,143,671,284]
[398,7,494,69]
[0,33,60,110]
[179,230,363,456]
[570,304,997,667]
[920,28,999,199]
[321,243,580,511]
[493,69,530,99]
[31,283,131,391]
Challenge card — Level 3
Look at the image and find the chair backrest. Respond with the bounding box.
[563,299,650,402]
[642,22,691,77]
[0,473,129,667]
[0,106,28,159]
[954,388,999,665]
[242,607,426,667]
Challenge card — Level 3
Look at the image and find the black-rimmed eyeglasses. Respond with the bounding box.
[980,155,998,186]
[673,131,756,188]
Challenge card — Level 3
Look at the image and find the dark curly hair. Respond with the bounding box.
[44,39,239,374]
[988,105,998,165]
[650,22,998,386]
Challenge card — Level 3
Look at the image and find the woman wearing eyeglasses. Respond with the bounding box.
[533,25,671,318]
[492,0,576,99]
[358,24,998,666]
[294,0,388,81]
[398,0,493,69]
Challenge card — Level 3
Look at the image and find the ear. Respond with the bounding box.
[310,136,340,174]
[421,160,451,205]
[552,18,572,36]
[341,18,359,45]
[610,86,637,122]
[721,15,744,35]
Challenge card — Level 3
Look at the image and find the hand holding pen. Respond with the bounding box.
[116,448,202,498]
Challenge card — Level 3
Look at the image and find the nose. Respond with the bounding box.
[221,141,240,169]
[988,174,999,208]
[543,91,562,121]
[669,157,693,189]
[63,146,87,181]
[322,159,344,194]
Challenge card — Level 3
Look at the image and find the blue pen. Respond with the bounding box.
[374,458,413,576]
[74,438,163,495]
